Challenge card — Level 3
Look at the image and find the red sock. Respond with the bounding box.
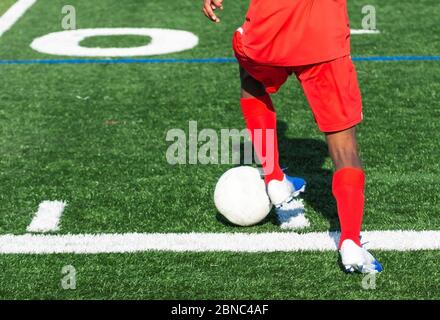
[332,167,366,248]
[240,95,284,184]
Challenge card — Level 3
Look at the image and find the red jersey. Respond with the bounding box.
[241,0,351,66]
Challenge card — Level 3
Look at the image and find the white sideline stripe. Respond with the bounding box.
[351,29,380,35]
[0,231,439,254]
[26,201,67,233]
[0,0,37,38]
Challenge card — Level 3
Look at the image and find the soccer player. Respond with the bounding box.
[202,0,382,273]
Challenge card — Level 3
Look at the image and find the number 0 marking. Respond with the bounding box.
[31,28,199,57]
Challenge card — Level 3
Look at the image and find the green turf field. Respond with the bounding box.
[0,0,439,299]
[0,0,16,16]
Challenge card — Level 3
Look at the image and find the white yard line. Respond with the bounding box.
[26,201,67,233]
[0,230,439,254]
[0,0,37,38]
[351,29,380,35]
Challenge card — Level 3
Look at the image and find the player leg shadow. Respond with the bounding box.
[276,121,340,233]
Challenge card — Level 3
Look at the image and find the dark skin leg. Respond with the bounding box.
[239,66,363,171]
[240,67,266,98]
[325,127,362,171]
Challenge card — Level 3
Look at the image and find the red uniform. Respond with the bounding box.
[233,0,362,133]
[234,0,367,250]
[242,0,351,66]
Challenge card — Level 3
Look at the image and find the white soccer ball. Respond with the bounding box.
[214,166,272,226]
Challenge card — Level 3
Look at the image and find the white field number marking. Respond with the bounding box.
[0,230,439,254]
[0,0,36,38]
[30,28,199,57]
[26,201,67,233]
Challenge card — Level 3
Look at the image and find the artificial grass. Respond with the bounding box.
[0,61,438,234]
[0,0,16,16]
[0,251,439,299]
[80,35,152,49]
[0,0,438,299]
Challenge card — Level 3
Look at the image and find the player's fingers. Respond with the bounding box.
[204,2,220,22]
[212,0,223,9]
[202,7,218,22]
[203,3,214,17]
[202,7,209,19]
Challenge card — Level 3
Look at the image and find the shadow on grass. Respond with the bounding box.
[277,121,340,232]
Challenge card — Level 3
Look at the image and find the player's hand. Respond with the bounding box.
[202,0,224,23]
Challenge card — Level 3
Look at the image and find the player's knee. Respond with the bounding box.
[239,67,266,98]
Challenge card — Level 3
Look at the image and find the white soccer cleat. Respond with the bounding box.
[267,175,309,230]
[339,239,383,273]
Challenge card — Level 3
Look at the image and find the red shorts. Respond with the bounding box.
[233,30,363,133]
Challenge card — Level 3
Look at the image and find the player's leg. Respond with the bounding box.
[325,126,364,248]
[233,29,308,228]
[233,28,287,186]
[326,127,362,171]
[296,56,382,272]
[326,127,382,273]
[239,67,309,229]
[239,66,266,98]
[239,66,284,184]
